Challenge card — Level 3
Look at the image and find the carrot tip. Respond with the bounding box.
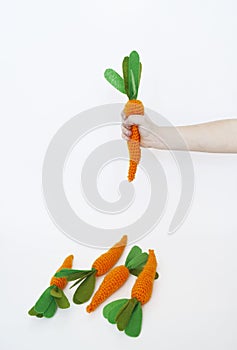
[86,305,93,313]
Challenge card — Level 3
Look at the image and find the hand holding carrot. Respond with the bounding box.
[104,50,144,181]
[121,111,161,149]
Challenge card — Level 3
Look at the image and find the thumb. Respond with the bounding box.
[124,114,145,127]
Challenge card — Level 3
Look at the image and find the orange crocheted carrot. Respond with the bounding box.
[87,265,129,313]
[87,245,153,313]
[124,100,144,182]
[50,254,74,290]
[104,50,143,181]
[55,235,128,305]
[92,235,127,276]
[28,255,74,318]
[103,249,158,337]
[131,249,157,305]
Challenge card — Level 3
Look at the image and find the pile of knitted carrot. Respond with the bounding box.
[28,255,73,318]
[28,239,159,338]
[104,50,144,182]
[86,245,158,313]
[103,249,157,337]
[55,235,127,305]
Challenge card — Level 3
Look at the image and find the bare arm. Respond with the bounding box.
[122,114,237,153]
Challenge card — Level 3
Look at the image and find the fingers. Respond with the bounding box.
[121,133,130,141]
[121,110,126,121]
[122,124,131,135]
[123,114,145,127]
[121,124,131,141]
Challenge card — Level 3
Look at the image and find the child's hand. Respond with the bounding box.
[121,111,161,149]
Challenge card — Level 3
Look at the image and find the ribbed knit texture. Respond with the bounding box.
[124,100,144,182]
[50,255,74,289]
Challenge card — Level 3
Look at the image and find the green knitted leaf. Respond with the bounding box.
[126,252,148,270]
[34,286,54,314]
[116,298,138,331]
[128,51,140,99]
[28,306,43,317]
[125,246,142,267]
[103,299,129,323]
[55,269,92,281]
[138,63,142,87]
[55,291,70,309]
[125,302,143,337]
[36,313,44,318]
[103,299,128,319]
[129,69,137,99]
[73,272,96,304]
[104,69,126,94]
[50,286,63,298]
[122,56,129,97]
[43,298,57,318]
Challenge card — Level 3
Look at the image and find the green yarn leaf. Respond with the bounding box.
[116,298,138,331]
[73,272,96,304]
[28,306,43,317]
[55,269,92,281]
[103,299,128,319]
[104,69,126,94]
[103,299,129,324]
[55,291,70,309]
[28,306,37,316]
[50,286,63,298]
[129,69,137,99]
[126,252,148,270]
[138,63,142,87]
[34,286,54,314]
[122,56,129,97]
[125,302,143,337]
[125,246,142,267]
[128,51,140,99]
[43,298,57,318]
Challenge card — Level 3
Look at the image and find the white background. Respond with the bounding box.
[1,0,237,349]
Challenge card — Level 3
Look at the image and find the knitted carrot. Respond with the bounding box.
[28,255,73,318]
[103,249,157,337]
[87,246,158,313]
[104,50,143,182]
[55,235,127,305]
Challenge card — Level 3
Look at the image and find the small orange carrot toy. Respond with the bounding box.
[87,246,158,313]
[104,50,144,182]
[103,249,158,337]
[28,255,73,318]
[55,235,127,305]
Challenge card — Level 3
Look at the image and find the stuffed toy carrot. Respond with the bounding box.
[104,50,144,182]
[103,249,157,337]
[55,235,127,305]
[28,255,73,318]
[86,246,158,313]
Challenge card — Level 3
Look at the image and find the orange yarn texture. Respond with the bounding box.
[92,235,127,276]
[124,99,144,182]
[50,254,74,290]
[131,249,157,305]
[86,265,130,313]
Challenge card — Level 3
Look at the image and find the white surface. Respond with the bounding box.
[1,1,237,349]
